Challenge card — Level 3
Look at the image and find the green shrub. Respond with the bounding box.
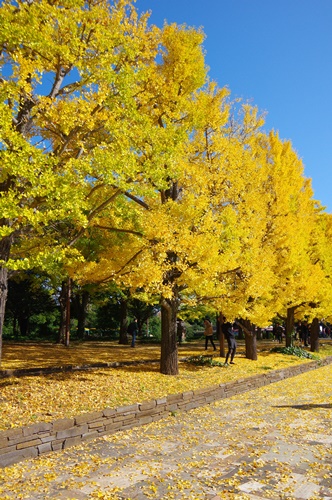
[271,346,318,359]
[187,355,225,367]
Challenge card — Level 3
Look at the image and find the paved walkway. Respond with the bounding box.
[1,364,331,499]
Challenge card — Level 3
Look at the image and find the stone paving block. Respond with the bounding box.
[0,446,38,467]
[17,438,42,449]
[238,480,267,493]
[115,403,138,414]
[102,407,116,418]
[22,422,52,437]
[56,424,88,440]
[87,420,105,429]
[53,418,75,432]
[63,435,84,449]
[75,411,104,425]
[0,437,9,449]
[38,442,52,454]
[138,401,156,411]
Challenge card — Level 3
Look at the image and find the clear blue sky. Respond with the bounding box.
[137,0,332,213]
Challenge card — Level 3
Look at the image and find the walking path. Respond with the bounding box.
[1,363,331,499]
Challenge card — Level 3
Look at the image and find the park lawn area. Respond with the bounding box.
[0,339,331,432]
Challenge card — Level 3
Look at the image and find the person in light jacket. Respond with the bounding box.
[203,317,216,351]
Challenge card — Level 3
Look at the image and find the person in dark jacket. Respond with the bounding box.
[127,318,138,347]
[224,322,238,365]
[300,321,309,347]
[221,316,232,338]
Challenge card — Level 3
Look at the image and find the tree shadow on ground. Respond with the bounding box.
[274,403,332,410]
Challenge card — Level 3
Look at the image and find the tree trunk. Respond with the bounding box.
[64,278,71,347]
[119,298,129,345]
[160,297,178,375]
[159,184,181,375]
[13,316,18,339]
[242,320,257,360]
[0,235,12,366]
[74,289,89,339]
[0,266,8,366]
[285,306,295,347]
[18,314,29,337]
[58,280,68,344]
[310,317,320,352]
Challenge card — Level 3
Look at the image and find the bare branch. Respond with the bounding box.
[87,190,123,221]
[94,225,143,237]
[97,248,145,283]
[123,191,150,210]
[49,65,69,99]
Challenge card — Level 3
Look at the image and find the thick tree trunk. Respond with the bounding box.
[310,317,320,352]
[245,331,257,360]
[159,184,181,375]
[285,306,295,347]
[119,298,129,345]
[0,235,12,366]
[160,297,179,375]
[243,320,257,360]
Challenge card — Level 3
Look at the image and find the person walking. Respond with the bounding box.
[300,321,309,347]
[127,318,138,347]
[224,322,238,365]
[275,323,284,344]
[203,317,216,351]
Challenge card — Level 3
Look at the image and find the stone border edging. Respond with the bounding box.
[1,356,331,468]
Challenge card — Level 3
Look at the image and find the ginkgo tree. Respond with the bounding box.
[0,0,219,372]
[292,209,332,350]
[0,0,205,365]
[251,132,325,346]
[184,103,279,359]
[70,22,211,374]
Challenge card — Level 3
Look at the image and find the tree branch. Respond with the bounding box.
[94,225,143,237]
[123,191,150,210]
[87,190,123,221]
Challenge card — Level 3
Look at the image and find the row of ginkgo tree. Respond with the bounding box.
[0,0,331,374]
[71,102,332,373]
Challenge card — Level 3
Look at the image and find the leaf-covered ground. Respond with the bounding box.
[1,339,331,432]
[0,362,331,499]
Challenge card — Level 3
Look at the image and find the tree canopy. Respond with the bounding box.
[0,0,331,372]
